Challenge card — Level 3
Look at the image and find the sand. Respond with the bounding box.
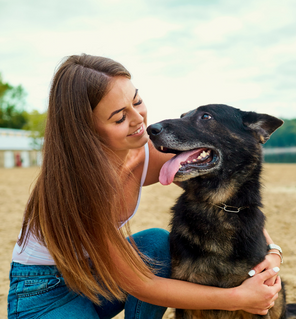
[1,164,295,318]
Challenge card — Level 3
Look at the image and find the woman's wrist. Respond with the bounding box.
[226,287,242,311]
[267,250,283,263]
[267,244,283,263]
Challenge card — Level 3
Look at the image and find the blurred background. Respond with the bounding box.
[1,0,296,164]
[1,2,296,317]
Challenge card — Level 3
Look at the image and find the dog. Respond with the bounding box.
[147,104,289,319]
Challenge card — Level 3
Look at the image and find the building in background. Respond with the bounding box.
[0,128,42,168]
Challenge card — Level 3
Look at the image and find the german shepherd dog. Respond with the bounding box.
[147,104,290,319]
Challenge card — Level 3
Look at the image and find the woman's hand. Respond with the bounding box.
[109,237,282,313]
[251,253,282,286]
[233,267,281,315]
[260,229,283,285]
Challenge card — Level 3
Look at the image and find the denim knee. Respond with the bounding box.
[131,228,171,278]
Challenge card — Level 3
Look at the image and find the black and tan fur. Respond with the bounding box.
[147,104,291,319]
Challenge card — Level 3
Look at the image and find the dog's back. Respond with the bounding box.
[147,104,286,319]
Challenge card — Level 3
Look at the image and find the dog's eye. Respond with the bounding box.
[201,113,212,120]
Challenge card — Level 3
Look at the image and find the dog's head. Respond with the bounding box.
[147,104,283,185]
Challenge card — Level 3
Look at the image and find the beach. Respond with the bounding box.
[1,164,295,318]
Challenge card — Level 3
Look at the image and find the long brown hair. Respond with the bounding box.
[19,54,151,303]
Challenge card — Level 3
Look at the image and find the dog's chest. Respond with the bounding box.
[170,201,266,288]
[171,203,237,252]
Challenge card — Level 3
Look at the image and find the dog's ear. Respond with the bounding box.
[242,112,284,144]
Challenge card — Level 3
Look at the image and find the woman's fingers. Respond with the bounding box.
[271,293,279,303]
[251,254,281,279]
[251,258,269,274]
[249,266,280,281]
[264,276,277,286]
[249,255,282,287]
[273,275,281,292]
[260,269,281,290]
[245,298,276,316]
[238,268,281,315]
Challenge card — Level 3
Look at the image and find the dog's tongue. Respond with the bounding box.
[159,149,200,185]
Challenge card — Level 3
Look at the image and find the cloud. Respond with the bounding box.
[0,0,295,122]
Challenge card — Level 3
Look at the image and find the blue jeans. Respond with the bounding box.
[7,228,171,319]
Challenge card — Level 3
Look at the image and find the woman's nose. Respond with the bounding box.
[130,108,144,126]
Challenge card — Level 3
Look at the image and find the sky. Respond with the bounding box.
[0,0,296,125]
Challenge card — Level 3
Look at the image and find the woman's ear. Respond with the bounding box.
[242,111,284,144]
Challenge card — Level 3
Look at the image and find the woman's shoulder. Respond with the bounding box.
[123,144,147,181]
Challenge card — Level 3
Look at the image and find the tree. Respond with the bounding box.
[23,110,47,149]
[264,118,296,148]
[0,72,47,149]
[0,73,28,129]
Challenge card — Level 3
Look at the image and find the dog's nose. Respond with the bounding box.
[147,123,163,136]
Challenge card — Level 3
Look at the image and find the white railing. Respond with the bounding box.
[263,147,296,155]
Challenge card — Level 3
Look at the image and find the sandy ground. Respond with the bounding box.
[0,164,295,318]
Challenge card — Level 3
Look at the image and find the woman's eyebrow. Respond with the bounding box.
[108,107,125,120]
[133,88,138,100]
[107,89,139,120]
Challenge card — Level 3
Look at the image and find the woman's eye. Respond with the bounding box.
[201,113,212,120]
[115,114,126,124]
[133,99,142,106]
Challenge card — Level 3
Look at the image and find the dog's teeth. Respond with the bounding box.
[197,156,202,160]
[179,165,182,168]
[187,161,191,163]
[193,159,197,162]
[160,146,164,151]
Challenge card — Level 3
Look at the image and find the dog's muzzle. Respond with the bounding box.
[147,123,220,185]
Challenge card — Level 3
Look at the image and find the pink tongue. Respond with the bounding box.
[159,149,202,185]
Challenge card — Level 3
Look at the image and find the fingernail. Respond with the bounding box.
[273,267,280,273]
[248,270,256,277]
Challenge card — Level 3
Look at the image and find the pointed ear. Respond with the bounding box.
[242,112,284,144]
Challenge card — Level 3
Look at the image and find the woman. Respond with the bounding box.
[8,54,282,319]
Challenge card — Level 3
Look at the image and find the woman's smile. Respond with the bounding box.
[128,124,145,137]
[93,77,149,157]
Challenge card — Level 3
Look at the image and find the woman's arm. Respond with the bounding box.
[109,241,281,316]
[251,229,282,286]
[264,228,274,245]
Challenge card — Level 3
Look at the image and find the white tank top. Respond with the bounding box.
[12,143,149,265]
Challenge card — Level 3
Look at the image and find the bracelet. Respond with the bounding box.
[267,244,282,254]
[267,251,283,264]
[267,243,283,263]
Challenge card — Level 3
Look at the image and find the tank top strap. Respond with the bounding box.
[141,142,149,186]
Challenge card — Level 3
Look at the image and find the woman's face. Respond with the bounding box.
[93,76,149,157]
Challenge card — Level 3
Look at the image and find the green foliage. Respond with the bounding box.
[23,110,47,149]
[0,73,28,129]
[1,72,295,150]
[264,118,296,148]
[0,76,10,98]
[0,72,47,149]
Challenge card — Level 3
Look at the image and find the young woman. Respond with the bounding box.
[8,54,282,319]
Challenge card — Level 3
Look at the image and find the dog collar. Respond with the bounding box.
[214,203,249,213]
